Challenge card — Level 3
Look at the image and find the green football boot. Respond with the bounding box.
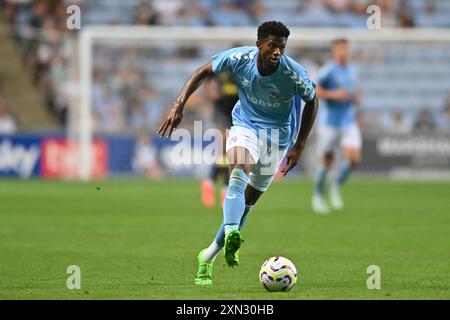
[194,249,214,285]
[224,230,242,268]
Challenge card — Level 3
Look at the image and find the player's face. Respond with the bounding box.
[332,42,350,65]
[257,35,287,68]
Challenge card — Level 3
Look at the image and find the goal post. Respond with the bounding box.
[78,29,93,181]
[74,26,450,181]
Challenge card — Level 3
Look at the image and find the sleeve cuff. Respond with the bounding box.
[303,89,316,103]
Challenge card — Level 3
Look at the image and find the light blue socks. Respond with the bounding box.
[223,168,248,232]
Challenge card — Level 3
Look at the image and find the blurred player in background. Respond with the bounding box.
[158,21,318,286]
[201,71,238,208]
[312,38,361,214]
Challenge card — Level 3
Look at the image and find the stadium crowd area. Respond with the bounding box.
[1,0,450,136]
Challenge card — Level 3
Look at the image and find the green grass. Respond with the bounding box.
[0,178,449,299]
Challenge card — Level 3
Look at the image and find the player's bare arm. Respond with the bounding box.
[281,94,319,176]
[316,86,350,101]
[157,61,214,138]
[316,86,361,104]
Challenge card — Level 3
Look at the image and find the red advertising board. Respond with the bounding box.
[41,139,108,179]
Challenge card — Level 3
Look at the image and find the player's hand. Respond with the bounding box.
[157,104,184,138]
[281,145,304,177]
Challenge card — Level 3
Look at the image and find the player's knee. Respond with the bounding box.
[227,147,256,166]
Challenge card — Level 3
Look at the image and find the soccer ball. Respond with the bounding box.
[259,256,298,292]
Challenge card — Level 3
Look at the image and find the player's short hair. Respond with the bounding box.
[332,38,349,47]
[257,21,290,41]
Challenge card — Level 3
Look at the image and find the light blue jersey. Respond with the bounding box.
[317,62,358,128]
[212,46,316,148]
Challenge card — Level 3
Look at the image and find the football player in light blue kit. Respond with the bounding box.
[158,21,319,285]
[312,38,362,214]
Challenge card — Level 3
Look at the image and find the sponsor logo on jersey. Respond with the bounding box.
[246,94,280,108]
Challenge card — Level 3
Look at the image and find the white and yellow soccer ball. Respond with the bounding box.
[259,256,298,292]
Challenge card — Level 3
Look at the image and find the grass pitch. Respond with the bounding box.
[0,178,449,299]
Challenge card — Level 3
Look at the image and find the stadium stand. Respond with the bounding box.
[1,0,450,133]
